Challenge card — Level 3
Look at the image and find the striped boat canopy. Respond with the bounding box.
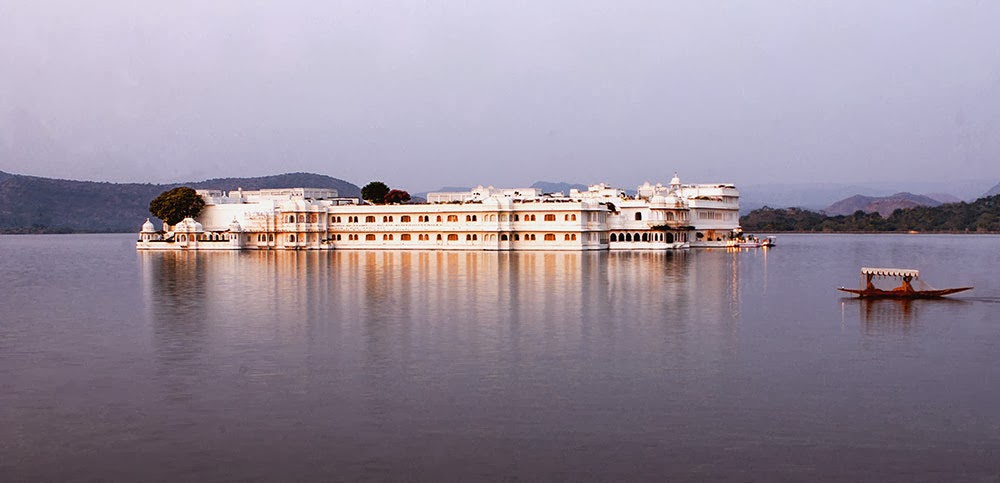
[861,267,919,278]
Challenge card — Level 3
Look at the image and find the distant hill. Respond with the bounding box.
[0,172,359,234]
[925,192,962,204]
[742,195,1000,233]
[739,179,994,213]
[530,181,588,194]
[823,192,942,217]
[984,182,1000,198]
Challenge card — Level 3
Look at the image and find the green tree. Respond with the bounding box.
[149,187,206,226]
[383,189,411,204]
[361,181,390,204]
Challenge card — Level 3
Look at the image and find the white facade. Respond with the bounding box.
[136,175,741,251]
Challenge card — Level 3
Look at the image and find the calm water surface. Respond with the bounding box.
[2,234,999,482]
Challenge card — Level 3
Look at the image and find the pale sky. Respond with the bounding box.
[1,0,999,191]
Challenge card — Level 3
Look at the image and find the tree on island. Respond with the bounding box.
[383,189,411,204]
[149,187,206,226]
[361,181,390,204]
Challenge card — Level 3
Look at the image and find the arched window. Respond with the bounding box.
[472,234,478,240]
[309,214,317,223]
[447,234,458,241]
[383,216,389,223]
[268,234,274,242]
[437,234,443,241]
[501,234,509,241]
[610,233,617,242]
[466,234,472,240]
[571,214,577,221]
[401,216,411,223]
[666,212,675,221]
[297,214,304,223]
[365,216,376,223]
[642,233,648,242]
[564,234,571,241]
[366,234,376,241]
[635,212,642,221]
[401,234,411,241]
[447,215,458,222]
[436,215,442,222]
[544,234,556,241]
[529,214,536,221]
[288,215,294,223]
[513,214,519,221]
[472,215,477,221]
[634,233,641,241]
[289,235,296,242]
[544,214,556,221]
[666,233,674,243]
[625,233,632,242]
[466,215,472,222]
[513,234,520,241]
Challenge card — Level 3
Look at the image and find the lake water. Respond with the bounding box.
[2,234,999,481]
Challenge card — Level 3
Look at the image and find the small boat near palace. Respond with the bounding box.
[838,267,973,299]
[731,235,776,248]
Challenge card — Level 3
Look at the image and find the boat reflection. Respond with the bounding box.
[842,297,968,335]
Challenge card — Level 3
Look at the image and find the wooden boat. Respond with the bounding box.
[838,267,973,299]
[734,236,776,248]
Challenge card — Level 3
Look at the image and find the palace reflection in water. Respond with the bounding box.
[139,250,745,375]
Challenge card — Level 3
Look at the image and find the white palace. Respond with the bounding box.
[136,174,741,251]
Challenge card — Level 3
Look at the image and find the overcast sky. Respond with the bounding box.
[1,0,999,191]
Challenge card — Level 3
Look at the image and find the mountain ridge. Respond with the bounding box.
[985,182,1000,198]
[823,192,942,217]
[0,171,359,233]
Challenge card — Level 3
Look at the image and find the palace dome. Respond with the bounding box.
[141,218,156,232]
[175,218,203,232]
[228,220,242,232]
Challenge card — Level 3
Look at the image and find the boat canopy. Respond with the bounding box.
[861,267,919,278]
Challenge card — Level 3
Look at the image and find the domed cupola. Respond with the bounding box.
[228,219,242,232]
[141,218,156,233]
[176,217,204,232]
[670,172,682,189]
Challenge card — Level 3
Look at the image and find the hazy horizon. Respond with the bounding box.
[3,1,999,190]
